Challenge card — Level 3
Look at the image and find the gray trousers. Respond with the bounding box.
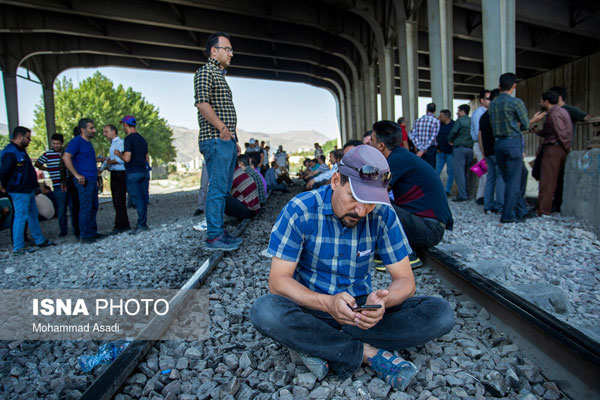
[453,146,473,200]
[197,161,209,210]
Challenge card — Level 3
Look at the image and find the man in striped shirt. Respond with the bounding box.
[226,166,260,219]
[36,134,69,236]
[409,103,440,169]
[238,154,266,205]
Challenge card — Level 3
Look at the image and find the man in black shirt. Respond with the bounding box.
[115,115,149,234]
[435,110,454,196]
[478,89,505,213]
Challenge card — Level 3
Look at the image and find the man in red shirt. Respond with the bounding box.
[530,91,572,215]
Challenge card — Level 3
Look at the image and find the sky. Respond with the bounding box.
[0,67,467,139]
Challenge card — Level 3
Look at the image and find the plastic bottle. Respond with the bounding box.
[77,340,131,372]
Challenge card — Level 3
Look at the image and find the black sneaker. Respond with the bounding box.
[452,197,468,202]
[13,247,36,255]
[409,254,423,269]
[80,236,96,244]
[475,197,484,205]
[193,209,204,216]
[129,226,149,235]
[36,240,56,248]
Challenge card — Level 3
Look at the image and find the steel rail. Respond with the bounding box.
[421,247,600,400]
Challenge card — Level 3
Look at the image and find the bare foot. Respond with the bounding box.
[362,343,378,364]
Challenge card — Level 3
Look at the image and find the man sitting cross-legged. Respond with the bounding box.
[250,145,454,390]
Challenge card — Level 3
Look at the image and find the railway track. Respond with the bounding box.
[420,248,600,400]
[79,194,271,400]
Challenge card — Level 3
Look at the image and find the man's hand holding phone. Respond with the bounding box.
[352,289,388,330]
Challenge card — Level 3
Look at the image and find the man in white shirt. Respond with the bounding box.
[103,124,130,233]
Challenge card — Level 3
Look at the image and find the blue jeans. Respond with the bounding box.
[198,138,237,239]
[435,152,454,193]
[8,192,46,251]
[250,294,454,379]
[494,137,528,221]
[75,178,98,239]
[483,155,505,211]
[452,147,473,200]
[54,187,68,235]
[126,171,149,228]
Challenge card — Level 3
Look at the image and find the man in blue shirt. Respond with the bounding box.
[370,120,453,253]
[114,116,149,235]
[0,126,54,253]
[435,110,455,195]
[250,145,454,390]
[63,118,103,243]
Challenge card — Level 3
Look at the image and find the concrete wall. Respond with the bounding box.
[562,149,600,230]
[516,52,600,156]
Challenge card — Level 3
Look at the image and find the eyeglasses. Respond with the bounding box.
[215,46,233,53]
[340,161,392,186]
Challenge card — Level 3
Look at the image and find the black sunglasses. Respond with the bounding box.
[340,161,392,186]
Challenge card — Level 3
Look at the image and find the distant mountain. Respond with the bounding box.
[169,125,335,164]
[0,122,8,136]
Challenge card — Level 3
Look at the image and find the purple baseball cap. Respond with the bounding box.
[120,115,136,126]
[338,145,391,205]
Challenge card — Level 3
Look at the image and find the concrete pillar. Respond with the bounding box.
[482,0,516,90]
[427,0,454,111]
[397,18,419,129]
[356,78,366,135]
[345,92,354,141]
[339,95,348,145]
[378,47,395,120]
[366,65,377,124]
[2,69,19,136]
[352,85,363,138]
[42,83,56,146]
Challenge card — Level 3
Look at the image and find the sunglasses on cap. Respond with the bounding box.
[340,161,392,186]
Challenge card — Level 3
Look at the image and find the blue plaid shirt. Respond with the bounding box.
[409,112,440,152]
[267,185,411,297]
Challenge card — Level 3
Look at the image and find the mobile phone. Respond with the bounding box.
[348,304,382,311]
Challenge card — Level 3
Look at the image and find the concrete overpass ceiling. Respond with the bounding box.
[17,52,342,97]
[1,0,599,107]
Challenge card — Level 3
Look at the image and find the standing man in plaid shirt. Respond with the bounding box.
[409,103,440,169]
[194,31,243,251]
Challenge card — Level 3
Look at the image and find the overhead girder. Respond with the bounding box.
[0,1,365,82]
[19,52,342,102]
[454,0,600,41]
[4,33,353,92]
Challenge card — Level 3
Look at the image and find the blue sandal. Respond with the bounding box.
[367,349,418,390]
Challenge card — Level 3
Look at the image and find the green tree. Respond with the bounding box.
[30,72,175,163]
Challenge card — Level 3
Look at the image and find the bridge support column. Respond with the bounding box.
[345,93,354,142]
[427,0,453,111]
[42,83,56,146]
[2,69,19,136]
[379,47,395,120]
[397,17,419,129]
[365,65,377,125]
[353,81,364,138]
[482,0,516,90]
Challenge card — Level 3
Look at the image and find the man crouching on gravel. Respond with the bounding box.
[250,145,455,390]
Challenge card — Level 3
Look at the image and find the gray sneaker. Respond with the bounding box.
[224,233,243,246]
[205,236,239,251]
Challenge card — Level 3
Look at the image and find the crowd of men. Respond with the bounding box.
[1,27,595,392]
[0,116,149,253]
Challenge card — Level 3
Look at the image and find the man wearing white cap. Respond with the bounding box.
[250,145,454,391]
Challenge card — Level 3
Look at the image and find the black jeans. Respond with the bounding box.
[250,294,454,379]
[110,171,130,230]
[422,145,437,170]
[392,204,445,249]
[66,178,80,237]
[224,195,255,219]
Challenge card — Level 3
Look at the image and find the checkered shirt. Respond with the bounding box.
[488,93,529,138]
[267,185,411,297]
[409,112,440,152]
[194,58,237,143]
